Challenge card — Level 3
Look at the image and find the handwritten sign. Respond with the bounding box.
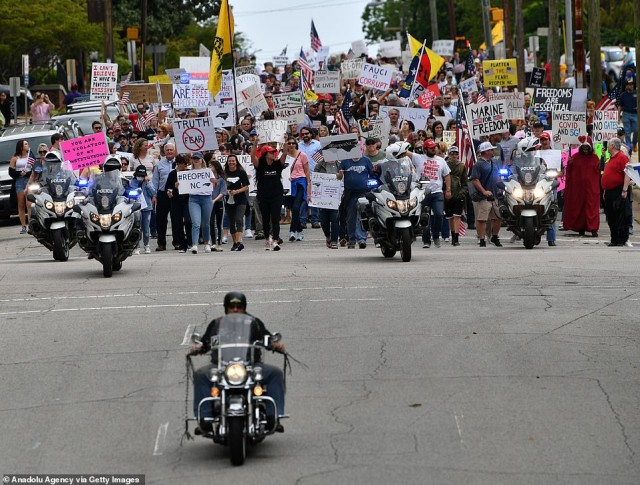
[121,83,173,104]
[177,168,214,196]
[61,133,110,171]
[172,84,212,108]
[482,59,518,87]
[431,40,455,58]
[172,117,218,154]
[357,118,389,150]
[314,71,341,94]
[309,172,343,210]
[358,63,393,91]
[341,59,364,80]
[592,110,619,143]
[213,69,235,105]
[552,111,587,144]
[273,56,289,67]
[379,40,402,58]
[466,100,511,138]
[273,91,305,124]
[488,91,525,119]
[443,131,457,146]
[458,77,478,95]
[240,83,269,117]
[532,87,573,112]
[90,62,118,101]
[379,106,430,131]
[255,120,288,144]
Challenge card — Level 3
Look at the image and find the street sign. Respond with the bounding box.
[9,77,20,97]
[22,55,29,75]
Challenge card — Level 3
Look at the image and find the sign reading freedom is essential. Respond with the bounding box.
[90,62,118,101]
[551,111,587,144]
[592,110,619,143]
[466,100,510,138]
[61,133,110,171]
[532,87,573,112]
[177,168,214,196]
[314,71,341,93]
[320,134,361,162]
[255,120,288,144]
[172,84,212,108]
[358,63,393,91]
[172,117,218,154]
[341,59,364,80]
[482,59,518,87]
[309,172,343,210]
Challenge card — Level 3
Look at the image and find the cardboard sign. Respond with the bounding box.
[240,83,269,117]
[309,172,343,210]
[235,73,261,92]
[341,59,364,80]
[273,56,289,67]
[592,110,619,143]
[466,100,511,138]
[482,59,518,87]
[121,83,173,104]
[443,131,457,146]
[532,87,573,112]
[209,104,236,128]
[320,134,361,162]
[551,111,587,144]
[529,67,546,88]
[379,40,402,58]
[255,120,288,144]
[90,63,118,101]
[458,77,478,95]
[165,68,187,84]
[431,40,455,58]
[357,118,389,150]
[314,71,341,94]
[237,155,257,196]
[177,168,214,195]
[488,91,525,119]
[358,63,393,91]
[273,91,305,124]
[61,133,110,171]
[172,117,218,154]
[172,84,212,108]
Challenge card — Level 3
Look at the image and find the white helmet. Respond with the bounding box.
[384,141,411,161]
[517,136,540,154]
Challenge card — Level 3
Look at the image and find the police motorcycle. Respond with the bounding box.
[190,313,285,466]
[498,137,559,249]
[74,156,142,277]
[358,142,430,262]
[27,152,83,261]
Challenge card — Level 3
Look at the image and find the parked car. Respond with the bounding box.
[52,111,113,137]
[586,46,627,80]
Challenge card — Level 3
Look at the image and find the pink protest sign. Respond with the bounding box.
[61,133,110,171]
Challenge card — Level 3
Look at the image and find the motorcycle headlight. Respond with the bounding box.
[512,187,524,199]
[112,212,122,223]
[407,198,418,210]
[386,199,398,210]
[44,200,55,211]
[99,214,112,228]
[533,186,546,199]
[90,212,100,223]
[225,363,247,385]
[54,202,66,215]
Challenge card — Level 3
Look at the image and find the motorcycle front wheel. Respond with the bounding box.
[523,217,535,249]
[52,229,69,262]
[228,417,246,466]
[381,245,396,258]
[399,228,412,262]
[100,242,113,277]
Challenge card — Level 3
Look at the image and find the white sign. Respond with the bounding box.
[238,155,257,196]
[209,104,236,128]
[458,77,478,94]
[551,111,587,145]
[199,43,211,58]
[240,83,269,117]
[351,40,368,57]
[341,59,364,80]
[487,91,525,119]
[172,117,218,154]
[255,120,288,144]
[235,73,261,92]
[537,149,562,170]
[625,164,640,188]
[282,156,293,195]
[314,71,341,94]
[177,168,214,195]
[379,106,430,131]
[431,40,455,57]
[466,100,511,138]
[357,118,389,150]
[592,110,619,143]
[309,172,343,210]
[172,84,212,108]
[90,62,119,101]
[179,56,209,75]
[213,70,235,105]
[379,40,402,58]
[358,63,393,91]
[315,46,330,69]
[273,92,304,124]
[273,56,289,67]
[320,134,361,162]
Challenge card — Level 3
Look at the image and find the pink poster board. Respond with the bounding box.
[61,133,110,171]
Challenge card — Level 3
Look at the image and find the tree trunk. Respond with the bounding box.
[429,0,439,41]
[588,0,602,102]
[515,0,525,91]
[549,0,560,86]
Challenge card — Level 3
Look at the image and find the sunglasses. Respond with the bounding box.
[39,150,47,154]
[287,142,297,146]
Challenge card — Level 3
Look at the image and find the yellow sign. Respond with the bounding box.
[482,58,518,87]
[149,74,171,84]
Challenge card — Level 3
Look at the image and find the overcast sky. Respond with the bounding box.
[231,0,377,64]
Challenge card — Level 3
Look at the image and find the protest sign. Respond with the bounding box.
[172,117,218,154]
[482,59,518,87]
[351,40,368,57]
[625,164,640,188]
[466,100,511,138]
[529,67,546,87]
[149,74,171,84]
[209,104,236,128]
[179,56,209,76]
[314,71,341,93]
[320,134,360,162]
[458,77,478,94]
[592,110,619,143]
[341,59,364,80]
[240,83,269,117]
[236,65,257,77]
[213,70,235,105]
[443,131,457,146]
[316,46,330,68]
[488,91,525,119]
[537,149,562,170]
[431,40,455,57]
[116,152,133,162]
[172,84,212,108]
[273,56,289,67]
[379,106,430,131]
[255,120,288,144]
[61,133,110,171]
[121,83,173,104]
[532,87,573,112]
[90,63,118,101]
[570,88,588,112]
[273,91,304,124]
[235,73,261,92]
[309,172,344,210]
[551,111,587,145]
[237,155,257,196]
[357,118,389,149]
[165,68,186,84]
[177,168,214,196]
[358,63,393,91]
[379,40,402,58]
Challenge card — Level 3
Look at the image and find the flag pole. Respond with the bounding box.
[457,89,477,162]
[228,2,239,130]
[399,41,426,131]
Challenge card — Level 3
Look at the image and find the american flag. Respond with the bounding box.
[298,48,314,93]
[312,150,325,164]
[333,110,349,134]
[456,91,475,171]
[459,220,467,236]
[310,20,322,52]
[465,44,476,78]
[280,46,287,56]
[118,91,130,106]
[346,48,355,60]
[138,111,157,131]
[26,152,37,171]
[476,92,487,104]
[595,79,622,111]
[119,72,132,88]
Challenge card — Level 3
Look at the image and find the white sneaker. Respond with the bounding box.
[264,239,271,250]
[296,232,304,241]
[624,241,634,247]
[244,229,254,239]
[509,234,518,243]
[133,248,141,255]
[204,244,211,253]
[191,245,198,254]
[144,245,151,254]
[221,236,228,244]
[215,245,223,252]
[289,231,296,242]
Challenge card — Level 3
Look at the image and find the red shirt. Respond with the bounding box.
[601,151,629,190]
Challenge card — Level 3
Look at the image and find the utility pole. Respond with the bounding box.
[574,0,585,88]
[429,0,439,41]
[103,0,114,62]
[448,0,456,39]
[504,0,513,57]
[515,0,525,91]
[141,0,148,80]
[565,0,574,84]
[588,0,602,102]
[481,0,494,60]
[549,0,560,86]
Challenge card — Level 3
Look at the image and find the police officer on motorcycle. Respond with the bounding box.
[189,292,287,434]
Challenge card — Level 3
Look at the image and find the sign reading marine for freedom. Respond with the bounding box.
[358,63,393,91]
[551,111,587,145]
[532,88,573,112]
[172,117,218,154]
[466,100,510,138]
[320,134,361,162]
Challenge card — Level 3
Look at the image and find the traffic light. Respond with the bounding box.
[490,7,504,23]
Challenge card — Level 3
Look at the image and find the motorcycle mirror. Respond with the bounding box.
[272,332,282,343]
[263,335,271,347]
[365,192,377,202]
[191,332,202,344]
[72,205,82,214]
[26,193,36,203]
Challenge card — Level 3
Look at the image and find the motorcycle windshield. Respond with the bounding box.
[381,159,413,198]
[92,173,123,213]
[512,152,543,187]
[216,314,258,363]
[42,163,74,200]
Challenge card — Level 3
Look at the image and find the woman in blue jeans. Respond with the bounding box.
[187,152,216,254]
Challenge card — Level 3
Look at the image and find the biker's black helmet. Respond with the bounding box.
[44,151,62,164]
[103,156,122,173]
[223,291,247,313]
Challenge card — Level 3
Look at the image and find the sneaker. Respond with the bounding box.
[422,242,431,248]
[289,232,296,242]
[150,233,157,239]
[244,229,254,238]
[443,237,450,243]
[340,238,347,247]
[301,223,308,229]
[191,245,198,254]
[214,245,223,252]
[347,242,355,249]
[155,245,166,252]
[221,236,228,244]
[133,248,141,255]
[548,241,556,246]
[479,239,487,247]
[296,232,304,241]
[271,240,281,251]
[20,226,27,234]
[254,233,265,240]
[144,245,151,254]
[236,242,245,251]
[264,240,271,250]
[204,244,212,253]
[358,241,367,249]
[179,249,187,253]
[330,242,339,249]
[624,241,634,248]
[433,238,441,248]
[230,243,238,251]
[490,235,502,247]
[312,222,321,229]
[509,234,518,243]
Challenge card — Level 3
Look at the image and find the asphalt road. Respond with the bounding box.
[0,218,638,485]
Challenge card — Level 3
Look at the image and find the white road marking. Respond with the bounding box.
[181,324,196,345]
[33,441,41,449]
[153,422,169,456]
[454,413,465,444]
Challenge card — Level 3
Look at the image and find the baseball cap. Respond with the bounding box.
[249,129,257,136]
[424,139,437,149]
[259,145,277,158]
[478,141,496,152]
[448,146,459,153]
[134,165,147,177]
[539,132,551,140]
[617,128,626,136]
[191,151,204,159]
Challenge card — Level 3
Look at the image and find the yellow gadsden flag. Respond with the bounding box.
[208,0,235,96]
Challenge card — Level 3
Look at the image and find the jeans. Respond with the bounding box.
[345,190,367,243]
[546,222,556,242]
[622,112,638,148]
[149,207,157,235]
[189,195,213,245]
[139,209,151,247]
[193,362,285,418]
[170,196,192,250]
[209,200,224,245]
[319,208,339,242]
[422,192,445,244]
[156,191,172,247]
[289,183,305,233]
[250,196,263,234]
[300,201,319,224]
[244,201,253,232]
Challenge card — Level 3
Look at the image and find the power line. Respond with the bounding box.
[233,0,369,17]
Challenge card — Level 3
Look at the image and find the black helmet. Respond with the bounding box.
[44,151,62,164]
[103,156,121,173]
[223,291,247,313]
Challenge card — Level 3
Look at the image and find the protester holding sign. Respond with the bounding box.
[186,152,216,254]
[224,154,250,251]
[165,155,192,253]
[314,156,342,249]
[284,135,311,242]
[251,143,285,251]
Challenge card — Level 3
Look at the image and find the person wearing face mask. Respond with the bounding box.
[129,165,157,255]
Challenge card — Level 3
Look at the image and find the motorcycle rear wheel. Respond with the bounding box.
[52,229,69,262]
[228,417,246,466]
[101,242,113,278]
[399,228,412,262]
[523,217,535,249]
